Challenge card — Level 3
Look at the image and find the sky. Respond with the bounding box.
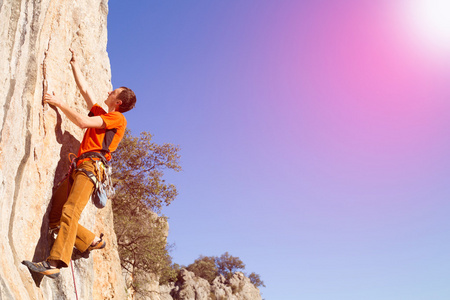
[107,1,450,299]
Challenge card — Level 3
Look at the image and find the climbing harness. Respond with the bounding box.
[57,151,115,208]
[74,151,115,208]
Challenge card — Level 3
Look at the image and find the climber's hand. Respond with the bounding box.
[43,92,62,107]
[69,48,76,64]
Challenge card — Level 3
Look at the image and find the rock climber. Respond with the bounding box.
[22,48,136,278]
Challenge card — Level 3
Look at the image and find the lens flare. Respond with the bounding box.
[403,0,450,50]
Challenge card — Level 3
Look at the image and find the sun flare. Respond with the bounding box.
[404,0,450,48]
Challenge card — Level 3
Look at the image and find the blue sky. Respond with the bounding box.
[107,1,450,299]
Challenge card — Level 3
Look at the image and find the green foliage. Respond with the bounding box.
[186,255,218,284]
[215,252,245,280]
[111,130,181,214]
[110,130,181,296]
[159,263,181,285]
[248,272,266,288]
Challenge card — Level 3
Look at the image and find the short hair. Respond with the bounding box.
[117,87,136,113]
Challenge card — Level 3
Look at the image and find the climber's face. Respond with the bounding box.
[105,88,123,110]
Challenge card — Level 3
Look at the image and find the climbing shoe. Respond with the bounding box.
[22,260,60,279]
[87,233,106,251]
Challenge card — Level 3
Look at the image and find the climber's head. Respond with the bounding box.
[115,87,136,113]
[105,87,136,113]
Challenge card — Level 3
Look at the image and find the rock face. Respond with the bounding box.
[0,0,126,299]
[163,270,262,300]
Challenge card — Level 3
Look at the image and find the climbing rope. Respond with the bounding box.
[70,260,79,300]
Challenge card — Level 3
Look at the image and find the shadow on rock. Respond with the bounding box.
[29,109,81,287]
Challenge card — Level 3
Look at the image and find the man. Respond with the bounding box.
[22,49,136,278]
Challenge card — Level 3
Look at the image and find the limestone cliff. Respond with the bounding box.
[0,0,126,299]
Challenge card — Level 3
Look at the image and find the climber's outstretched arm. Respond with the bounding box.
[43,92,105,129]
[69,48,96,110]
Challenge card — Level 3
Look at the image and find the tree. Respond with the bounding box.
[186,255,218,284]
[111,130,181,214]
[159,263,181,285]
[215,252,245,280]
[110,130,181,295]
[248,272,266,288]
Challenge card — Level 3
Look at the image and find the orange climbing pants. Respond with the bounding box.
[47,159,103,268]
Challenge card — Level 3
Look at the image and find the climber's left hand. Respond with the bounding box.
[43,92,62,107]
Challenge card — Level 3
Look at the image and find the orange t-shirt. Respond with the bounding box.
[77,104,127,161]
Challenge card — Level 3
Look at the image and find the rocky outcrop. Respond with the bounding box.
[226,272,262,300]
[162,270,262,300]
[170,269,212,300]
[0,0,125,299]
